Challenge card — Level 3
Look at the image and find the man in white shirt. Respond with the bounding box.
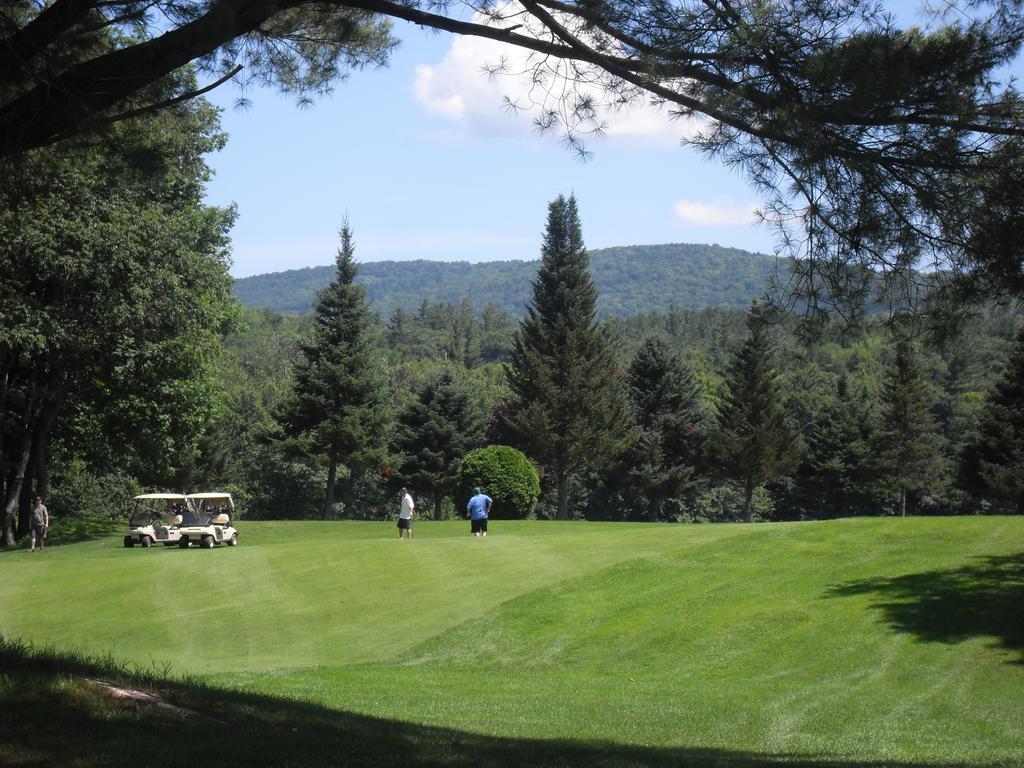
[30,496,48,552]
[398,487,415,540]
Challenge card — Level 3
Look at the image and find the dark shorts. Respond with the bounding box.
[471,518,488,534]
[31,524,46,539]
[397,517,412,530]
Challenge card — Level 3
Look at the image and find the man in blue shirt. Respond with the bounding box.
[466,487,492,537]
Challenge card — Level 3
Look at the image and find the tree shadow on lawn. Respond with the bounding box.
[827,553,1024,662]
[0,518,119,551]
[0,638,999,768]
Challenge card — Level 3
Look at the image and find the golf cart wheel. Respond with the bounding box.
[201,535,214,549]
[227,533,238,547]
[178,537,190,549]
[140,535,152,548]
[123,536,134,548]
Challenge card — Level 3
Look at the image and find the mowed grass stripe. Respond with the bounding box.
[1,520,744,669]
[2,517,1021,764]
[212,518,1019,764]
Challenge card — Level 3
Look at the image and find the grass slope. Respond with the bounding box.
[1,518,1022,767]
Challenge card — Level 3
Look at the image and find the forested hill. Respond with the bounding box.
[232,243,779,317]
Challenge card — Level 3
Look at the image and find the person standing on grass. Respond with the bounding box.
[29,496,48,552]
[398,487,415,540]
[467,487,492,537]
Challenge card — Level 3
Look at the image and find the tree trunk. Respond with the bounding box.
[2,376,42,546]
[23,387,68,533]
[323,458,338,518]
[0,342,9,463]
[742,476,755,523]
[2,430,34,546]
[345,466,359,518]
[899,487,907,518]
[556,473,569,520]
[20,431,39,537]
[18,471,35,538]
[433,493,443,521]
[33,427,50,502]
[35,387,68,506]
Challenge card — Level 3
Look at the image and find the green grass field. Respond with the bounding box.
[1,517,1022,767]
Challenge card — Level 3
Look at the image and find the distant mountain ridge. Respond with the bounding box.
[232,243,780,318]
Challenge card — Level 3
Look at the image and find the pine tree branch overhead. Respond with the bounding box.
[4,0,1024,315]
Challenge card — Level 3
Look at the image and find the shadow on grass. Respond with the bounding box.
[0,637,1001,768]
[0,518,119,552]
[827,553,1024,662]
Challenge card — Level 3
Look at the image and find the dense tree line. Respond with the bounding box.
[4,184,1019,536]
[9,0,1024,541]
[14,1,1024,540]
[232,244,779,318]
[158,202,1024,525]
[0,85,235,545]
[6,169,1024,539]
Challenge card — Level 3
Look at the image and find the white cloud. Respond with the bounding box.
[673,199,758,227]
[413,65,467,120]
[412,8,695,147]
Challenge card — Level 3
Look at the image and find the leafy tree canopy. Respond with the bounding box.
[455,444,541,519]
[0,86,237,543]
[960,329,1024,512]
[3,1,1024,319]
[391,370,484,518]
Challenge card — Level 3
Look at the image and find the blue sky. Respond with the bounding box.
[199,19,801,277]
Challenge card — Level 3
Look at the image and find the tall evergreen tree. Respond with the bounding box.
[710,301,801,522]
[624,338,707,521]
[392,371,483,519]
[479,302,514,364]
[960,328,1024,512]
[503,195,631,520]
[876,337,946,517]
[279,221,388,517]
[386,308,410,358]
[800,376,881,518]
[446,299,480,368]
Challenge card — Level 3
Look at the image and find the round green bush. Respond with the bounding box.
[456,445,541,519]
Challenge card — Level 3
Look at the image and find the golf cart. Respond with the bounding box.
[177,492,238,548]
[124,493,188,548]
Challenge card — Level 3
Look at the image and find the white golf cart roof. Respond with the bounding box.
[186,492,234,509]
[133,493,188,501]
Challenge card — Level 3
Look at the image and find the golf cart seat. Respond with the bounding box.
[169,515,183,526]
[211,513,230,526]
